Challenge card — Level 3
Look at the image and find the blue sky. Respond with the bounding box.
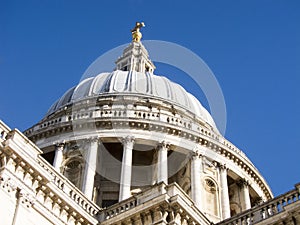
[1,0,299,196]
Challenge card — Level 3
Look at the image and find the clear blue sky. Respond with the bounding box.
[1,0,299,196]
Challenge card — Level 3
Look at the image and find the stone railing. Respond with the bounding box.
[217,183,300,225]
[103,196,138,220]
[36,155,99,216]
[101,183,166,221]
[25,93,219,142]
[99,182,211,225]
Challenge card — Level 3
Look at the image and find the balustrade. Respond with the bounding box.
[218,184,300,225]
[105,198,137,220]
[99,182,211,225]
[37,156,99,216]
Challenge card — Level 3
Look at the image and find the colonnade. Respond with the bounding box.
[119,137,170,201]
[52,136,170,201]
[52,136,252,218]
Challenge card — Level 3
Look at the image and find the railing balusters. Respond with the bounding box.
[217,185,300,225]
[35,156,99,217]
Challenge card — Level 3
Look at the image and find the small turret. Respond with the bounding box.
[115,22,156,74]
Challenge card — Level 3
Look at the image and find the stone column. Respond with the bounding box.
[82,137,98,200]
[219,164,231,219]
[157,141,169,184]
[53,142,65,172]
[119,136,135,201]
[191,151,204,211]
[239,179,251,210]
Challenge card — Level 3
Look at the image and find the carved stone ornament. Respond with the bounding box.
[121,136,135,145]
[157,141,170,150]
[18,189,35,208]
[0,176,17,193]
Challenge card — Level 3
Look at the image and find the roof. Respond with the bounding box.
[47,70,217,129]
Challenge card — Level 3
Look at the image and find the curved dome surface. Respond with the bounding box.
[47,70,217,130]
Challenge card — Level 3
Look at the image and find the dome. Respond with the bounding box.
[24,26,273,223]
[47,70,217,130]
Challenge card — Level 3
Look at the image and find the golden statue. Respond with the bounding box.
[131,22,145,42]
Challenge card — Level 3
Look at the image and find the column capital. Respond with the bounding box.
[121,136,135,145]
[54,140,66,148]
[65,141,78,149]
[0,174,17,193]
[86,137,100,143]
[17,189,35,208]
[191,149,205,160]
[237,178,250,187]
[215,162,227,171]
[157,140,170,150]
[192,145,206,157]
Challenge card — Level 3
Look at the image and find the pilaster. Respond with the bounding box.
[12,188,35,225]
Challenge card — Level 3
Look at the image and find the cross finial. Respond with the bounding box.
[131,22,145,42]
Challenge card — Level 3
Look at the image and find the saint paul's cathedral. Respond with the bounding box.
[0,23,299,225]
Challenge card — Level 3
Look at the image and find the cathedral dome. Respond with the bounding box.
[24,24,273,224]
[47,70,217,130]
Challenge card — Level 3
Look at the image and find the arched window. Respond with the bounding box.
[63,158,83,189]
[204,178,219,217]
